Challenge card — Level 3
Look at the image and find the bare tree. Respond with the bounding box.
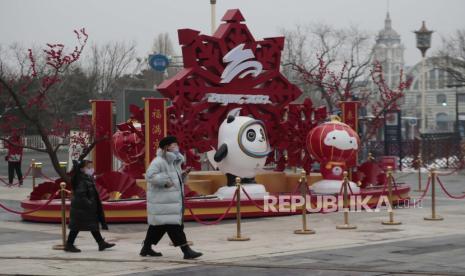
[149,32,178,87]
[152,33,175,55]
[86,41,138,99]
[281,23,373,111]
[435,29,465,84]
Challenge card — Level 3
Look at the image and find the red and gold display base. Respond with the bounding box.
[20,184,411,223]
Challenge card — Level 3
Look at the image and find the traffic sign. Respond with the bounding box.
[149,54,169,72]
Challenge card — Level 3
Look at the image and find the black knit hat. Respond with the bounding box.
[159,136,178,149]
[72,159,93,169]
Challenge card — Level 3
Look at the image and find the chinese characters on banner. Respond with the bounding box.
[144,98,168,168]
[340,101,359,168]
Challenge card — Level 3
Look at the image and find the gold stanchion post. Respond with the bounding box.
[424,169,443,221]
[294,170,316,235]
[32,161,43,190]
[336,171,357,230]
[228,177,250,241]
[31,159,36,189]
[368,152,374,161]
[415,154,425,192]
[53,182,68,250]
[382,166,402,225]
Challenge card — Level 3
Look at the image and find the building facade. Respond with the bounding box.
[402,57,465,134]
[370,13,465,136]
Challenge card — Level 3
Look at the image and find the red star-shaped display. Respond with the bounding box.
[158,9,326,170]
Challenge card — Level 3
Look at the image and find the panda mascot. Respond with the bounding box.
[207,108,270,199]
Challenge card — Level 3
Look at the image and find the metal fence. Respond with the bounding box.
[364,133,464,169]
[0,135,68,151]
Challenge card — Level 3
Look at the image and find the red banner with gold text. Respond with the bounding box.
[144,98,168,168]
[340,101,359,168]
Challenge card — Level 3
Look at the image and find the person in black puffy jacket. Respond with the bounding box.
[65,159,115,253]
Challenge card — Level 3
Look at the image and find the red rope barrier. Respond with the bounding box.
[407,176,431,207]
[0,189,60,215]
[39,172,56,182]
[436,176,465,199]
[185,189,238,225]
[386,177,431,206]
[347,181,354,195]
[240,186,264,211]
[291,180,303,195]
[338,181,344,195]
[391,175,430,207]
[391,176,408,200]
[0,166,33,187]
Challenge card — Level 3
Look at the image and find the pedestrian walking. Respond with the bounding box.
[140,136,202,259]
[5,134,23,186]
[65,159,115,253]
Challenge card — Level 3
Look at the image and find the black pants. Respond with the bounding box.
[8,162,22,184]
[144,224,187,247]
[67,230,104,245]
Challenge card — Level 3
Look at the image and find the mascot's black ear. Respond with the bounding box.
[227,116,235,123]
[226,107,241,124]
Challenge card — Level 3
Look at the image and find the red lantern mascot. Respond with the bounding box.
[307,117,360,193]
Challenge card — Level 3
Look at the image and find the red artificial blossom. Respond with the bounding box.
[291,55,353,110]
[291,56,411,141]
[0,28,93,183]
[365,61,412,140]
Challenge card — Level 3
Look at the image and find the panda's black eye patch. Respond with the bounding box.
[246,129,256,142]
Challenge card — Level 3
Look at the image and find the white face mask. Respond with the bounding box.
[83,168,94,176]
[169,146,180,155]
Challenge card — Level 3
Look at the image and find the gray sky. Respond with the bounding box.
[1,0,464,66]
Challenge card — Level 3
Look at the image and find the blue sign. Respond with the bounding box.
[149,54,169,72]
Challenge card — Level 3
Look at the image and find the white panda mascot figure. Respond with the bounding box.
[207,108,271,199]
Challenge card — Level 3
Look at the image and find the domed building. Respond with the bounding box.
[372,12,405,90]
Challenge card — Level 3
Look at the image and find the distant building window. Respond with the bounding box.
[436,112,449,131]
[413,80,419,90]
[436,94,447,105]
[458,94,465,103]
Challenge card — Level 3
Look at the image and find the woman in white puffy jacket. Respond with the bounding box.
[140,136,202,260]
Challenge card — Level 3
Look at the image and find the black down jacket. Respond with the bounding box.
[68,173,107,231]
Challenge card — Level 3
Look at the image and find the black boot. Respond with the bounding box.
[64,243,81,253]
[181,245,202,259]
[98,240,115,251]
[140,241,163,257]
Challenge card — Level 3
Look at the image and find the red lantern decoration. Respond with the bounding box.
[307,118,359,180]
[112,126,145,179]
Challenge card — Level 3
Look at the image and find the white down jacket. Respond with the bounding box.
[145,149,185,225]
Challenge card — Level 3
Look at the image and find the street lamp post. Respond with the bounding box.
[210,0,217,34]
[414,21,433,134]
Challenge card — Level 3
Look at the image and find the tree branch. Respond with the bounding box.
[77,135,109,161]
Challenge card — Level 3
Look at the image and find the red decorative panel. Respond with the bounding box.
[91,100,113,175]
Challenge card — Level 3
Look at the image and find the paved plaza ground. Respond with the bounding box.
[1,153,465,275]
